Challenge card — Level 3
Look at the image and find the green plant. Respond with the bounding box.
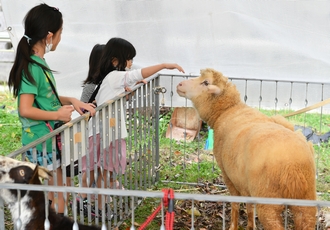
[159,108,174,137]
[0,90,21,155]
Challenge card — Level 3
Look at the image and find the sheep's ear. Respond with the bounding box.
[208,85,221,95]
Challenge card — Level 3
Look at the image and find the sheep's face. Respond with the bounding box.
[177,68,224,101]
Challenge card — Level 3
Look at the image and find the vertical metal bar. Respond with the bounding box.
[153,77,160,183]
[258,80,263,110]
[284,205,288,229]
[123,95,129,217]
[63,126,72,216]
[76,119,86,223]
[127,92,133,191]
[190,200,195,230]
[146,83,152,188]
[253,204,256,230]
[132,89,139,192]
[274,81,278,113]
[319,84,324,133]
[94,106,104,226]
[15,190,21,230]
[130,196,136,230]
[0,197,4,230]
[161,198,165,229]
[141,84,148,189]
[51,135,58,214]
[104,103,110,225]
[244,79,248,104]
[137,87,144,189]
[316,205,321,230]
[316,84,325,180]
[111,102,117,226]
[117,98,124,220]
[109,102,116,230]
[222,202,226,230]
[289,82,293,111]
[303,83,309,127]
[183,96,188,182]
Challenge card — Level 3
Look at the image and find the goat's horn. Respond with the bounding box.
[37,166,52,180]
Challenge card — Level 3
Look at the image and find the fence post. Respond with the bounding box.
[0,197,4,230]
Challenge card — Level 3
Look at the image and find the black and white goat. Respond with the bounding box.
[0,156,101,230]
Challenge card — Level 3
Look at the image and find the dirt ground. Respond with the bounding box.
[156,182,328,230]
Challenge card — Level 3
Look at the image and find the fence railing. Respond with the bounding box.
[0,183,329,229]
[1,73,330,229]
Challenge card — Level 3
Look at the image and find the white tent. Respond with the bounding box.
[2,0,330,100]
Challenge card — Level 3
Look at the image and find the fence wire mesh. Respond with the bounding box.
[1,73,330,229]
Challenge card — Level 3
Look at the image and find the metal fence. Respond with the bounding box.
[159,73,330,186]
[1,73,330,229]
[1,183,330,230]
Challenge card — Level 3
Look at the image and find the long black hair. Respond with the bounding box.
[82,44,105,85]
[93,37,136,84]
[8,3,63,97]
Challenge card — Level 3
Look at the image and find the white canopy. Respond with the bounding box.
[2,0,330,100]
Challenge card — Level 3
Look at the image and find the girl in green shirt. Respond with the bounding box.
[8,3,96,215]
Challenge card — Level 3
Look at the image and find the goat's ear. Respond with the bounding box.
[9,166,34,184]
[207,85,221,95]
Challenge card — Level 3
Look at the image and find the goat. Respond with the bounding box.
[0,156,101,230]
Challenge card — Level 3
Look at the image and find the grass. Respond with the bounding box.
[0,88,21,155]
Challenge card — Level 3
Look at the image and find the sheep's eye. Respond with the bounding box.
[201,80,209,86]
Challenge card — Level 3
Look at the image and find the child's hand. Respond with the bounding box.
[125,86,132,92]
[164,63,185,73]
[57,105,74,123]
[81,103,97,114]
[136,80,147,85]
[125,80,146,92]
[71,98,96,116]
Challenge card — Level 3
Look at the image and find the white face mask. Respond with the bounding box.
[45,37,53,53]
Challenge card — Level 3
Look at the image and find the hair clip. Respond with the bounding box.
[23,34,31,45]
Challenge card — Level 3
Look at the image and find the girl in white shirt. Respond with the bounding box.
[80,37,184,216]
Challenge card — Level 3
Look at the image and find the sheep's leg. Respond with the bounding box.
[223,177,240,230]
[256,204,284,230]
[229,202,239,230]
[246,203,255,230]
[290,205,316,230]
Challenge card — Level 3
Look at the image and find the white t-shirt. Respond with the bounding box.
[88,69,143,138]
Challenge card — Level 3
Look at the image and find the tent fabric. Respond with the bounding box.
[1,0,330,101]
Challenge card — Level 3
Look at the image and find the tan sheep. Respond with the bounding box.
[176,68,317,230]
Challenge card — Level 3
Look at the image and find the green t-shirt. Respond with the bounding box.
[18,55,61,152]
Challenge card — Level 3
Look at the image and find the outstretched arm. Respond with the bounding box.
[141,63,185,79]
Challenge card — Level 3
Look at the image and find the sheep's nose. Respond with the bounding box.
[178,82,183,86]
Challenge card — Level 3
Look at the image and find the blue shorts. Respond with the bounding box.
[26,149,61,170]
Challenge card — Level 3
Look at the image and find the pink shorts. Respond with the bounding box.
[82,133,127,173]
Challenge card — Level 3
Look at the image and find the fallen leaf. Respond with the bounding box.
[134,222,141,227]
[186,207,201,216]
[174,150,181,155]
